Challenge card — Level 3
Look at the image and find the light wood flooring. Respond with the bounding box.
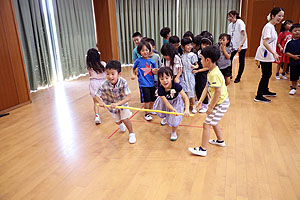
[1,59,300,200]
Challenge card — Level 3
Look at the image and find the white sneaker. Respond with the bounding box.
[95,115,101,124]
[188,147,207,156]
[298,83,300,87]
[128,133,136,144]
[160,117,167,126]
[144,114,152,121]
[149,112,157,115]
[280,74,288,79]
[199,105,208,113]
[170,132,177,141]
[289,88,296,95]
[209,139,226,147]
[192,107,197,114]
[119,122,126,132]
[275,75,280,80]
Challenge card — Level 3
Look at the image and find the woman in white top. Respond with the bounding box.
[227,10,248,83]
[254,7,284,103]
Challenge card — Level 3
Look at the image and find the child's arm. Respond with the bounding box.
[110,94,131,108]
[160,96,177,114]
[94,96,106,107]
[191,62,199,69]
[285,52,300,60]
[174,67,182,83]
[277,44,284,52]
[206,87,221,115]
[195,83,208,110]
[179,90,190,116]
[193,67,209,73]
[221,45,231,59]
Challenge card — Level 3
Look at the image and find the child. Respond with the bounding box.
[160,27,171,44]
[192,34,213,113]
[145,38,162,88]
[132,32,142,63]
[86,48,106,124]
[169,36,181,53]
[275,20,293,79]
[216,33,233,85]
[153,67,190,141]
[94,60,136,144]
[145,37,160,55]
[180,37,198,114]
[284,23,300,95]
[183,31,194,41]
[132,41,158,121]
[188,45,230,157]
[161,43,183,83]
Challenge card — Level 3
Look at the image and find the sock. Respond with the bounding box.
[282,72,286,76]
[216,140,224,143]
[199,146,206,151]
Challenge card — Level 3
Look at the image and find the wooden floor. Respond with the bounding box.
[1,59,300,200]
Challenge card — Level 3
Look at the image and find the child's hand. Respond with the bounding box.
[206,106,213,115]
[192,69,198,74]
[221,44,226,51]
[109,103,118,109]
[293,55,300,60]
[183,110,190,117]
[174,77,180,83]
[131,75,136,80]
[98,102,105,107]
[172,108,179,116]
[152,68,159,73]
[195,101,202,110]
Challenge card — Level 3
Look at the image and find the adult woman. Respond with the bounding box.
[254,7,284,103]
[227,10,248,83]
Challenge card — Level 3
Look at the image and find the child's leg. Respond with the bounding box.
[282,63,288,75]
[93,98,99,115]
[121,118,133,133]
[149,102,154,110]
[172,126,177,133]
[276,63,282,74]
[170,126,178,141]
[212,124,223,141]
[201,123,211,149]
[190,97,195,106]
[291,81,297,88]
[144,102,150,115]
[225,76,230,86]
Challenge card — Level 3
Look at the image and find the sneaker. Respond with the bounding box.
[275,75,280,80]
[234,78,240,83]
[263,91,276,97]
[144,114,152,121]
[192,107,197,114]
[280,74,288,80]
[170,132,177,141]
[160,117,167,126]
[149,112,157,115]
[289,88,296,95]
[254,96,271,103]
[199,104,208,113]
[298,83,300,87]
[128,133,136,144]
[119,122,126,132]
[188,146,207,157]
[209,139,226,147]
[95,115,101,124]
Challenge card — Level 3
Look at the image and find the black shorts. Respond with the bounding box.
[139,86,156,103]
[220,67,231,78]
[290,64,300,82]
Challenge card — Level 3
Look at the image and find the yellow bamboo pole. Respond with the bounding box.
[96,104,194,116]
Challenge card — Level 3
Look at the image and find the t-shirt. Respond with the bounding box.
[88,61,106,79]
[133,57,157,87]
[255,22,278,62]
[207,67,228,105]
[216,44,233,69]
[158,82,182,100]
[277,32,292,51]
[228,19,248,50]
[150,53,162,82]
[284,38,300,66]
[163,39,168,44]
[162,55,183,76]
[132,47,141,62]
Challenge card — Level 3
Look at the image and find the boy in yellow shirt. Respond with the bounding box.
[189,45,230,157]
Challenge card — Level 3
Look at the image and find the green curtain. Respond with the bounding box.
[178,0,240,42]
[115,0,178,64]
[13,0,53,90]
[51,0,96,79]
[115,0,240,64]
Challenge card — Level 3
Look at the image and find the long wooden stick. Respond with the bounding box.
[97,104,194,116]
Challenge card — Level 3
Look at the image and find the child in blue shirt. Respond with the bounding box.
[132,41,158,121]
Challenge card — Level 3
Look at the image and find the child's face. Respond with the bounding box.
[291,27,300,39]
[133,36,141,46]
[193,44,200,51]
[200,55,210,68]
[163,55,171,61]
[172,43,180,49]
[219,37,228,46]
[201,43,210,50]
[286,23,292,31]
[106,69,120,85]
[159,73,172,89]
[183,43,193,53]
[140,45,150,58]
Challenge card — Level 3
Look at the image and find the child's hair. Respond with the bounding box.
[200,31,214,44]
[132,32,142,38]
[290,23,300,32]
[200,37,213,48]
[227,10,241,19]
[219,33,231,47]
[280,20,293,32]
[267,7,284,21]
[106,60,121,73]
[181,37,192,46]
[169,36,180,44]
[145,38,155,47]
[201,45,221,63]
[137,41,152,55]
[193,35,202,46]
[86,48,105,74]
[160,27,171,38]
[158,67,174,80]
[161,43,177,67]
[183,31,194,40]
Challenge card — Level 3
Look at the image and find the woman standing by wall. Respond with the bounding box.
[227,10,248,83]
[254,7,284,103]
